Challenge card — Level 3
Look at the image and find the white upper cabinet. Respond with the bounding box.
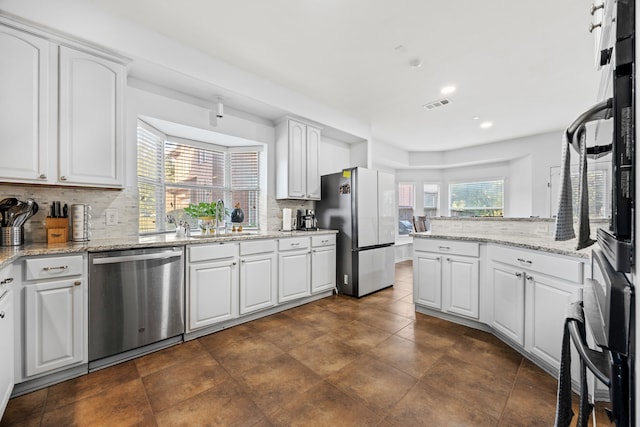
[58,46,124,187]
[276,118,322,200]
[0,22,126,188]
[0,26,50,182]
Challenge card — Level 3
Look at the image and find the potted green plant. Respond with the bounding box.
[184,202,229,234]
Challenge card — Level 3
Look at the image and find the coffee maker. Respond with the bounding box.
[296,209,317,231]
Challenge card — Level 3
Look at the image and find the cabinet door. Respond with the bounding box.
[287,120,307,198]
[25,278,84,377]
[413,252,442,309]
[0,26,50,183]
[58,46,124,187]
[239,253,277,315]
[525,273,581,370]
[188,260,238,331]
[311,245,336,293]
[278,250,310,303]
[442,255,479,319]
[306,125,321,199]
[0,289,14,418]
[489,263,525,346]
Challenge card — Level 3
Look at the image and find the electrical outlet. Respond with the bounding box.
[105,209,118,226]
[343,274,348,285]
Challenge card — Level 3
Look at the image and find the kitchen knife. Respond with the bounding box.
[63,204,68,218]
[50,202,56,218]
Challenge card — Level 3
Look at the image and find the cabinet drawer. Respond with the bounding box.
[189,243,238,263]
[311,234,336,247]
[278,237,310,251]
[414,238,479,257]
[24,255,83,281]
[488,244,584,283]
[240,239,276,256]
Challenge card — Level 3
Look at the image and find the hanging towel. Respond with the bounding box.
[554,302,593,427]
[553,129,576,241]
[576,128,595,250]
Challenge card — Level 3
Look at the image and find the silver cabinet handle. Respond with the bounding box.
[43,265,68,272]
[0,311,4,319]
[527,275,533,281]
[241,259,246,263]
[438,246,450,251]
[59,176,67,181]
[232,262,237,266]
[590,3,604,15]
[446,258,451,262]
[321,239,329,244]
[515,272,523,278]
[516,258,533,264]
[436,257,441,261]
[39,174,47,179]
[74,281,81,286]
[0,278,13,285]
[589,22,602,33]
[290,243,300,247]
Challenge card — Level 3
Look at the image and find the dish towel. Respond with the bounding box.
[554,302,593,427]
[553,126,595,250]
[575,128,595,250]
[553,129,575,241]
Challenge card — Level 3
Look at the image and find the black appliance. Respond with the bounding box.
[565,1,635,425]
[296,209,317,231]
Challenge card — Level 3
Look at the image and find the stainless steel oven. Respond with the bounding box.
[562,0,635,425]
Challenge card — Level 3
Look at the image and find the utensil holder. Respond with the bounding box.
[0,226,24,246]
[46,217,69,243]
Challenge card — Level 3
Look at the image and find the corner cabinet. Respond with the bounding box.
[0,21,126,188]
[276,118,322,200]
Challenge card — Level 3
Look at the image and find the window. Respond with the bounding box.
[137,121,261,233]
[398,183,415,235]
[423,183,439,217]
[450,180,504,217]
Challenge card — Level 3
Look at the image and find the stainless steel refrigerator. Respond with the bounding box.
[315,167,395,297]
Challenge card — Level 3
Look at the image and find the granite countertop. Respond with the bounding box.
[0,229,339,269]
[412,231,592,259]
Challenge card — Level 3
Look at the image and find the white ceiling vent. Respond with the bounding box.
[423,98,453,110]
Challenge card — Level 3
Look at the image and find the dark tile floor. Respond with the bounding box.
[1,260,613,426]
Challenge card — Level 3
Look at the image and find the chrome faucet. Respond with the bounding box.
[215,199,225,232]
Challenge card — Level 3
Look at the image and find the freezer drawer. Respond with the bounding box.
[356,245,395,297]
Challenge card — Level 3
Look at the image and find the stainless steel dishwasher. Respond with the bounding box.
[89,247,184,369]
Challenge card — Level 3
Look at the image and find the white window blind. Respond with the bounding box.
[423,183,439,217]
[450,180,504,217]
[137,121,261,233]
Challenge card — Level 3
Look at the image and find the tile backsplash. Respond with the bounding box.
[0,184,138,243]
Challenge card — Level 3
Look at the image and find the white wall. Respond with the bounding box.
[319,136,351,176]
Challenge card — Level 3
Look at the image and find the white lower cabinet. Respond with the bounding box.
[25,279,84,376]
[413,252,442,309]
[239,252,277,315]
[311,235,336,293]
[413,239,480,319]
[0,286,14,418]
[489,262,525,346]
[278,238,311,303]
[187,243,239,331]
[525,273,581,369]
[487,244,585,373]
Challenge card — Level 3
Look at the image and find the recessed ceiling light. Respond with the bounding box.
[409,58,422,68]
[472,116,480,120]
[394,45,408,53]
[480,121,493,129]
[440,85,456,95]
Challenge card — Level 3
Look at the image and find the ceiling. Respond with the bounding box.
[84,0,599,151]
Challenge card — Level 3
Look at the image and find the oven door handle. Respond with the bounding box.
[566,98,613,159]
[567,318,611,387]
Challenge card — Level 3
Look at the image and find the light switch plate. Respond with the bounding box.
[105,209,118,226]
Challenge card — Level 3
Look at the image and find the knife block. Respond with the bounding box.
[46,217,69,243]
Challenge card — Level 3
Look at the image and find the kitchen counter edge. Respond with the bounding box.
[412,232,591,259]
[0,230,339,269]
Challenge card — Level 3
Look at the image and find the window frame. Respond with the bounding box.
[397,182,416,236]
[137,120,262,234]
[423,182,440,217]
[448,178,505,217]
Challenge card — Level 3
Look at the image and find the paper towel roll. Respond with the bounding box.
[282,208,292,231]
